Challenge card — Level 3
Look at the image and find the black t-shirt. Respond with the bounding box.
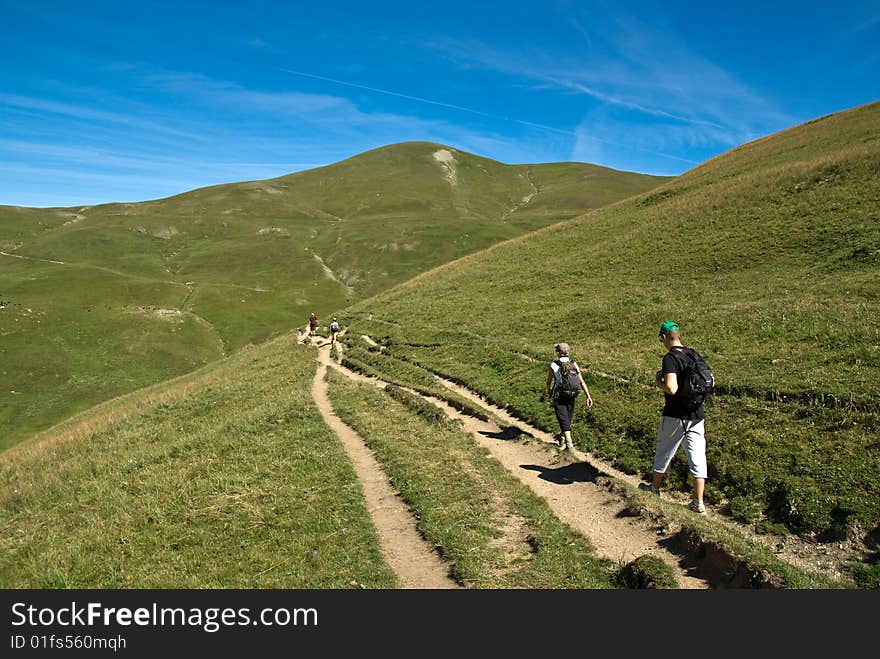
[661,347,706,421]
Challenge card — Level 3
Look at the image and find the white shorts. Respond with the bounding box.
[653,417,707,480]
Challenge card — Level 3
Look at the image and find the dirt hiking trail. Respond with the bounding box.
[308,331,713,588]
[421,389,710,588]
[359,333,863,586]
[305,331,458,589]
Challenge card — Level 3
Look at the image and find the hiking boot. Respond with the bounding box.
[687,499,707,515]
[555,434,565,448]
[638,483,659,495]
[564,442,574,451]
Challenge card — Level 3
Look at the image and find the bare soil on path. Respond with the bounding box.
[423,392,711,588]
[305,332,458,589]
[305,331,860,587]
[433,373,862,586]
[321,335,711,588]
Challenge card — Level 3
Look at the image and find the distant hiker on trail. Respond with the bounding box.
[545,342,593,451]
[640,321,714,516]
[329,317,340,345]
[308,312,318,336]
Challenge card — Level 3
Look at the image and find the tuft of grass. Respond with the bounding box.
[613,555,679,589]
[341,343,494,422]
[383,384,452,426]
[846,560,880,589]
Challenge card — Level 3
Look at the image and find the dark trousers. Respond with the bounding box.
[552,396,575,432]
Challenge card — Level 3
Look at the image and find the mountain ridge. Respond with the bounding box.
[0,141,667,447]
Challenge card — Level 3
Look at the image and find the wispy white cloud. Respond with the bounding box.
[0,138,320,174]
[0,162,200,189]
[244,37,274,51]
[572,112,727,175]
[279,67,586,139]
[426,12,794,156]
[543,77,728,130]
[0,93,208,143]
[279,68,502,120]
[145,71,353,116]
[2,64,548,205]
[138,66,563,162]
[851,11,880,32]
[278,66,705,165]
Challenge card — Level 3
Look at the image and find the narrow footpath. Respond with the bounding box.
[429,363,856,585]
[306,331,458,589]
[308,332,856,587]
[323,334,711,589]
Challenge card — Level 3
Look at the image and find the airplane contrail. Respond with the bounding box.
[281,67,502,121]
[279,67,698,165]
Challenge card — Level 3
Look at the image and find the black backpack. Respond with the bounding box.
[672,347,714,412]
[554,360,582,400]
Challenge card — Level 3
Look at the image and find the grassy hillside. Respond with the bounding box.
[0,342,398,588]
[0,143,666,449]
[1,331,840,588]
[9,101,875,584]
[343,102,880,551]
[0,335,626,588]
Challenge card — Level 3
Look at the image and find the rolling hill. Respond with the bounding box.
[0,143,667,448]
[343,102,880,552]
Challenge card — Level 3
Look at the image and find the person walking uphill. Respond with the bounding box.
[308,312,318,336]
[329,317,340,345]
[640,321,714,515]
[545,342,593,451]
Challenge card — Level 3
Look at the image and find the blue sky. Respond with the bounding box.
[2,0,878,207]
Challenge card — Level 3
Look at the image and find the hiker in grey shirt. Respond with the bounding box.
[545,342,593,451]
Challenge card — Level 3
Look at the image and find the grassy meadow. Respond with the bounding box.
[0,330,633,589]
[341,102,880,557]
[0,340,398,588]
[0,142,665,449]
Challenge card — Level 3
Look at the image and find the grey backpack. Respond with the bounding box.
[554,361,581,400]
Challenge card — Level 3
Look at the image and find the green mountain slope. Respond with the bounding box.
[0,142,666,448]
[345,102,880,545]
[0,342,399,588]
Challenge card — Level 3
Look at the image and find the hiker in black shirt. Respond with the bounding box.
[639,321,711,515]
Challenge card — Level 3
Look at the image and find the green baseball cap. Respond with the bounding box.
[658,320,680,336]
